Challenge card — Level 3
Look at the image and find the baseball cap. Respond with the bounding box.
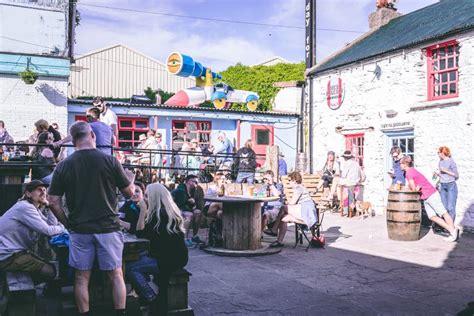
[23,180,48,193]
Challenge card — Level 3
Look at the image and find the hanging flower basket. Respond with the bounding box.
[18,69,38,84]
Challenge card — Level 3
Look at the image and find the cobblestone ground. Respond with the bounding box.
[187,213,474,316]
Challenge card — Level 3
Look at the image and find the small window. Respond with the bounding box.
[427,41,459,101]
[172,120,212,150]
[117,118,149,148]
[256,130,270,145]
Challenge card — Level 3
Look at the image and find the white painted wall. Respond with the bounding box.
[272,87,301,114]
[0,2,67,56]
[0,75,69,140]
[310,30,474,230]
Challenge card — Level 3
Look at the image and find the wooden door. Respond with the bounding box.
[251,125,274,166]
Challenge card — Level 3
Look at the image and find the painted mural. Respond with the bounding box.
[165,52,260,111]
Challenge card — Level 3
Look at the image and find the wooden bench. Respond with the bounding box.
[168,268,194,315]
[5,271,36,316]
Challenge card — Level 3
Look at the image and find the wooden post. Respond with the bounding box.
[263,145,279,179]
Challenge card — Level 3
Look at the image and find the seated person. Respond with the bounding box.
[278,172,319,248]
[137,183,188,315]
[0,180,64,284]
[119,181,147,234]
[121,182,161,306]
[171,175,202,246]
[261,170,288,246]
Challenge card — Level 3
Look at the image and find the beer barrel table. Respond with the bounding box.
[203,195,282,256]
[386,189,422,241]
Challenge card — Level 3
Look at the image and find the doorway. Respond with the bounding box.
[251,125,274,166]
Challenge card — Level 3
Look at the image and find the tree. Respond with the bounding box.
[218,62,305,111]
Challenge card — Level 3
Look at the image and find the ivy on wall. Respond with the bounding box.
[219,62,305,111]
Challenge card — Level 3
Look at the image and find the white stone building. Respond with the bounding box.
[0,0,73,140]
[307,0,474,229]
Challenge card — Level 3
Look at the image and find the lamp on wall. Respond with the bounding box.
[385,110,398,118]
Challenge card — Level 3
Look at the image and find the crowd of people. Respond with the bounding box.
[0,96,462,314]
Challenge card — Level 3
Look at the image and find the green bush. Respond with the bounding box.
[219,62,305,111]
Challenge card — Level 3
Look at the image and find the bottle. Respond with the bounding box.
[396,181,401,191]
[266,184,271,197]
[218,184,225,197]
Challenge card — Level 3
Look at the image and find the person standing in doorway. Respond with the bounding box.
[48,121,134,315]
[435,146,459,222]
[399,156,458,242]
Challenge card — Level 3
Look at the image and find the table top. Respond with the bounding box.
[204,195,279,203]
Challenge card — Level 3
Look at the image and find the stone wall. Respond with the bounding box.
[0,75,69,140]
[310,30,474,229]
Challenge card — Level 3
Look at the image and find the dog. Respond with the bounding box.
[355,201,373,218]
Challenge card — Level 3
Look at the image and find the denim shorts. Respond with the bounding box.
[69,231,124,271]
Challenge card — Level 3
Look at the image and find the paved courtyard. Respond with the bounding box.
[187,213,474,316]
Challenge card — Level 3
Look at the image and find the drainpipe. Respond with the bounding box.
[309,78,314,173]
[298,83,305,153]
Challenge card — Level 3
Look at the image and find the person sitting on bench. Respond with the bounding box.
[0,180,64,284]
[261,170,288,247]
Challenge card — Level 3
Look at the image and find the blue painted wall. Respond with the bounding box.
[0,53,70,77]
[68,102,298,170]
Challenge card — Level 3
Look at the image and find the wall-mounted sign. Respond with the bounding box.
[326,78,345,110]
[380,121,414,130]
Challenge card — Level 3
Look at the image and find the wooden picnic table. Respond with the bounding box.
[51,233,150,305]
[203,195,282,257]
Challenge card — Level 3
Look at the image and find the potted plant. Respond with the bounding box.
[18,69,38,84]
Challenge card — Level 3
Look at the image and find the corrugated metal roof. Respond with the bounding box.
[68,99,300,117]
[309,0,474,75]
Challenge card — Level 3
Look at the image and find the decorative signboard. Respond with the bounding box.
[326,78,345,110]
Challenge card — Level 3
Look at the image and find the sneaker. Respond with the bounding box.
[191,235,201,243]
[185,239,193,247]
[444,229,459,242]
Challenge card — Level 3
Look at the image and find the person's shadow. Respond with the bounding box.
[323,225,352,245]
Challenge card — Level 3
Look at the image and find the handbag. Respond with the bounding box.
[283,193,305,224]
[311,235,325,248]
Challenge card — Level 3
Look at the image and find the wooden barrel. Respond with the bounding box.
[386,189,421,241]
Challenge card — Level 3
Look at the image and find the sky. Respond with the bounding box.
[75,0,439,71]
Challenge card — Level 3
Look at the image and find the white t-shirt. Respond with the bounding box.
[100,107,118,127]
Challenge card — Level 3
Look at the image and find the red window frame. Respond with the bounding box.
[426,40,459,101]
[117,117,149,148]
[172,120,212,150]
[345,133,364,167]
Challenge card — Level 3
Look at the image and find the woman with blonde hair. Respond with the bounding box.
[234,139,257,184]
[139,183,188,314]
[435,146,459,222]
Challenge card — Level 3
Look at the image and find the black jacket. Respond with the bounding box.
[234,147,257,173]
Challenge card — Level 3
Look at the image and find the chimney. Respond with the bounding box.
[369,0,402,30]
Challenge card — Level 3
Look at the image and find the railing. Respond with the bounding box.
[0,142,267,184]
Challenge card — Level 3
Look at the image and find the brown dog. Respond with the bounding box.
[356,201,373,218]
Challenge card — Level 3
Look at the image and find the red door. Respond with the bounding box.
[251,125,274,166]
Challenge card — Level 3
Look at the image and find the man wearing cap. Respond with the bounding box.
[0,180,64,284]
[93,97,118,143]
[339,150,364,216]
[48,121,134,315]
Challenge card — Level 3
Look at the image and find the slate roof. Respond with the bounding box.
[68,99,300,118]
[309,0,474,75]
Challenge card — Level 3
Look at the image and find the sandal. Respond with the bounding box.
[263,228,277,237]
[269,241,284,248]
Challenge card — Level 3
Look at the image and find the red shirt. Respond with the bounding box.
[405,167,437,200]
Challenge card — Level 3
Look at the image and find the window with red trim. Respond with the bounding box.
[427,41,459,101]
[117,117,149,148]
[345,134,364,167]
[172,120,211,150]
